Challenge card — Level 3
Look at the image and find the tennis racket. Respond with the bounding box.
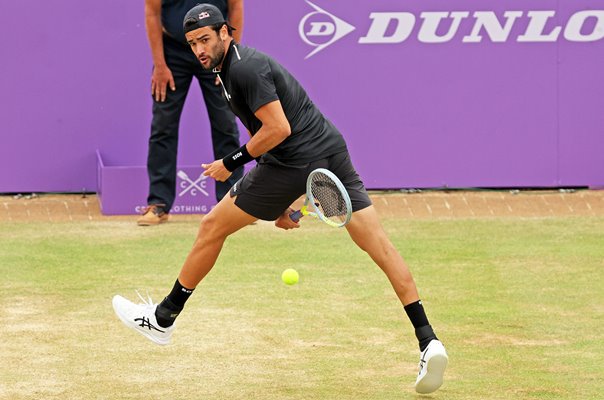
[289,168,352,228]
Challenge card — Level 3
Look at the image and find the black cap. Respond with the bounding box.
[183,3,234,34]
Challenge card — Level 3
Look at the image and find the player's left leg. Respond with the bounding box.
[345,206,448,394]
[345,206,419,304]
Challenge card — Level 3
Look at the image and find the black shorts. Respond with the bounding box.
[230,150,372,221]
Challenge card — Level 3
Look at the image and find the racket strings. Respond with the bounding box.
[310,173,348,223]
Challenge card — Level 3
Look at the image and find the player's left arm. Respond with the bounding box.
[275,207,300,230]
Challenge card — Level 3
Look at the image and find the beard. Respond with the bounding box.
[201,42,226,71]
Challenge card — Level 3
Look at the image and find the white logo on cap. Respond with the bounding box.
[199,11,210,20]
[299,1,355,59]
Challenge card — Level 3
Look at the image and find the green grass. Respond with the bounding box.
[1,216,603,399]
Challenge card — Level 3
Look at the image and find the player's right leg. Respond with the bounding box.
[177,192,258,289]
[114,193,257,344]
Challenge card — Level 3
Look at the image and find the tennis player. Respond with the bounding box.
[113,3,448,394]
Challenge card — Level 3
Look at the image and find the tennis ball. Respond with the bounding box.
[281,268,299,285]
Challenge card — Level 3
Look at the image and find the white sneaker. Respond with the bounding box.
[112,293,174,345]
[415,339,448,394]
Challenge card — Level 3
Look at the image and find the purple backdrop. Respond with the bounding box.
[1,0,603,196]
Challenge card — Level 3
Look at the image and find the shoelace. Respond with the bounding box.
[135,289,155,307]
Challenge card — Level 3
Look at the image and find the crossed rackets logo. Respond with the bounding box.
[177,170,209,197]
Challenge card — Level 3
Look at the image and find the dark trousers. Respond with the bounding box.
[146,35,243,209]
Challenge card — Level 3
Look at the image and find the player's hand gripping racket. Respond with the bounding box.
[289,168,352,228]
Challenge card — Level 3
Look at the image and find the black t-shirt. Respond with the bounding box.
[161,0,228,44]
[219,43,347,165]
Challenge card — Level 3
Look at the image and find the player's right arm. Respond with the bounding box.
[245,100,291,157]
[202,100,290,182]
[145,0,175,102]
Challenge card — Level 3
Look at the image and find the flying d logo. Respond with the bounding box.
[298,1,355,59]
[298,2,604,59]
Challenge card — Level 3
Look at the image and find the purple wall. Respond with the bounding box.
[1,0,603,193]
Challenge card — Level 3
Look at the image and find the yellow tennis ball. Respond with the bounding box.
[281,268,299,285]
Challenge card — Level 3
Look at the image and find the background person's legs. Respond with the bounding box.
[146,39,194,212]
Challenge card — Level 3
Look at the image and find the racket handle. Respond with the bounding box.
[289,210,303,222]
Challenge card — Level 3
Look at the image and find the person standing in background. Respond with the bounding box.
[138,0,244,226]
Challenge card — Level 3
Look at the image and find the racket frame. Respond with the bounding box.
[290,168,352,228]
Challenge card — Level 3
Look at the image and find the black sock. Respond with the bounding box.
[155,279,194,328]
[404,300,438,351]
